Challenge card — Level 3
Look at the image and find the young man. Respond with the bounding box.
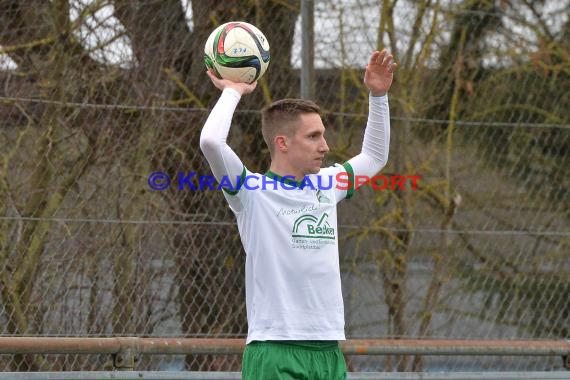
[200,49,396,379]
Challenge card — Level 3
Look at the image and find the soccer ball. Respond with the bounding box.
[204,21,270,84]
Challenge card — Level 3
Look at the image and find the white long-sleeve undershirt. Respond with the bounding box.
[200,88,244,183]
[200,88,390,191]
[347,93,391,178]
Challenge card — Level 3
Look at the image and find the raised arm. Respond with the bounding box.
[347,50,397,178]
[199,72,257,185]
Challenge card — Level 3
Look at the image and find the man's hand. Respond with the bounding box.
[206,70,258,95]
[364,49,397,97]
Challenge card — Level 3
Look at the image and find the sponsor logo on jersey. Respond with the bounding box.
[292,213,335,240]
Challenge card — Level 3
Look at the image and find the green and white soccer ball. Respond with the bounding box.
[204,21,270,84]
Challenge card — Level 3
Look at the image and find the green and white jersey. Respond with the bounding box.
[200,88,390,344]
[224,165,355,343]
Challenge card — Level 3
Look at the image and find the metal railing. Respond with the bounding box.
[1,371,570,380]
[0,338,569,379]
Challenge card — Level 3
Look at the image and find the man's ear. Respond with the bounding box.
[274,135,288,152]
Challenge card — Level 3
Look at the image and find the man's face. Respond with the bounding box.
[286,113,330,176]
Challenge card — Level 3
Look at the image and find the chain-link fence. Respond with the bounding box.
[1,0,569,373]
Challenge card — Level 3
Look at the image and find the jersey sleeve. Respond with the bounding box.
[221,168,259,214]
[318,163,355,203]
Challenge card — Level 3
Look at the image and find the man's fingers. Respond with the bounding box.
[206,70,219,81]
[246,81,258,93]
[369,49,397,72]
[368,51,381,66]
[375,49,387,64]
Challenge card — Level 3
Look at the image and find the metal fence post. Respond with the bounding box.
[300,0,314,100]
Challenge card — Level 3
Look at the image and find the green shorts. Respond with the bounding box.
[242,340,347,380]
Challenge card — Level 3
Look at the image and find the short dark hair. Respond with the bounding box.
[261,99,321,155]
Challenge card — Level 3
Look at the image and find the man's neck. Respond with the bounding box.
[268,163,304,182]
